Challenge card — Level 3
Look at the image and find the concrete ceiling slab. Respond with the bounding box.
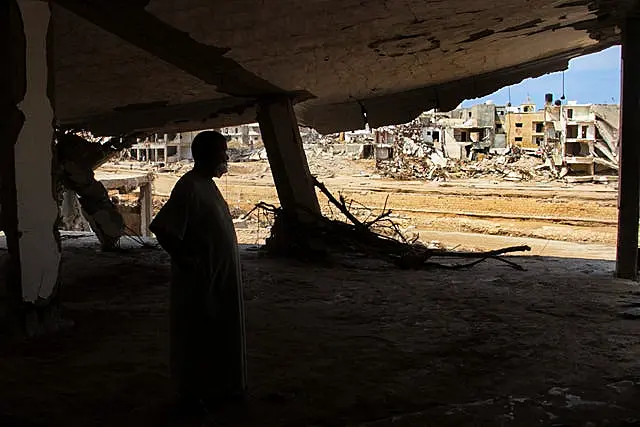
[51,0,632,135]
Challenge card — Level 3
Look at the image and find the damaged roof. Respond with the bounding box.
[51,0,633,135]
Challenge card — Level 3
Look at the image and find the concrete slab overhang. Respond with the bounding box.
[51,0,632,135]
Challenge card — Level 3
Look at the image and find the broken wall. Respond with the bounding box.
[494,134,507,149]
[565,105,593,122]
[592,105,620,130]
[442,127,467,159]
[592,104,620,154]
[471,104,497,128]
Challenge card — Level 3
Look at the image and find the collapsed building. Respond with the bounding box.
[127,124,324,164]
[543,101,620,174]
[129,130,199,163]
[375,96,620,181]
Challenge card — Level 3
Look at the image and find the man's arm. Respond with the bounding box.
[152,227,182,259]
[150,178,192,264]
[150,224,195,269]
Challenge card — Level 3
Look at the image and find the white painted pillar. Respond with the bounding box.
[15,0,60,303]
[3,0,62,335]
[139,182,153,237]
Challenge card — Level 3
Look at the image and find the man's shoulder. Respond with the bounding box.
[172,171,197,191]
[164,172,195,202]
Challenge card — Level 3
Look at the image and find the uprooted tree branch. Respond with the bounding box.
[243,177,531,270]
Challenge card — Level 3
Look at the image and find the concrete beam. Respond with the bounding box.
[51,0,314,102]
[61,96,261,137]
[2,0,63,335]
[615,10,640,281]
[258,97,320,217]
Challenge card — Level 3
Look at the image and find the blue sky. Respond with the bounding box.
[461,45,621,108]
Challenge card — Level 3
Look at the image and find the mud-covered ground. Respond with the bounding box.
[0,235,639,426]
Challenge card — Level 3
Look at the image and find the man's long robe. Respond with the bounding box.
[150,170,247,402]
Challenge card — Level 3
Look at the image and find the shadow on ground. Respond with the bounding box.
[1,237,639,426]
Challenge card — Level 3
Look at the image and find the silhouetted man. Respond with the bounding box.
[150,131,247,412]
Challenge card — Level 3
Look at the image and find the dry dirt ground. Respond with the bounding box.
[101,158,619,249]
[0,235,639,427]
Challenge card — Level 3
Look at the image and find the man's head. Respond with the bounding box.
[191,131,229,178]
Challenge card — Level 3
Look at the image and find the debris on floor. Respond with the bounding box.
[245,178,531,270]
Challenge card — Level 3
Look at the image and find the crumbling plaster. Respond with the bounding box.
[51,0,633,135]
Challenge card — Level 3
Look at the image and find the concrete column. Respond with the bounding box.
[139,182,153,237]
[257,97,320,217]
[616,11,640,280]
[2,0,63,335]
[241,125,250,146]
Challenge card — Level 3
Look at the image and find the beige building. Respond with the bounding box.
[504,101,545,149]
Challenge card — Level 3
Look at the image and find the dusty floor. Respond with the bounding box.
[1,235,639,426]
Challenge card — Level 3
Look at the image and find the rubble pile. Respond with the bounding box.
[161,160,193,174]
[377,145,556,182]
[301,128,339,144]
[460,151,557,181]
[305,145,372,179]
[227,147,268,162]
[378,117,425,142]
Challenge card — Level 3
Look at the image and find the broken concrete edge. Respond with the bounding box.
[298,43,618,134]
[56,90,315,137]
[98,172,155,191]
[66,41,610,138]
